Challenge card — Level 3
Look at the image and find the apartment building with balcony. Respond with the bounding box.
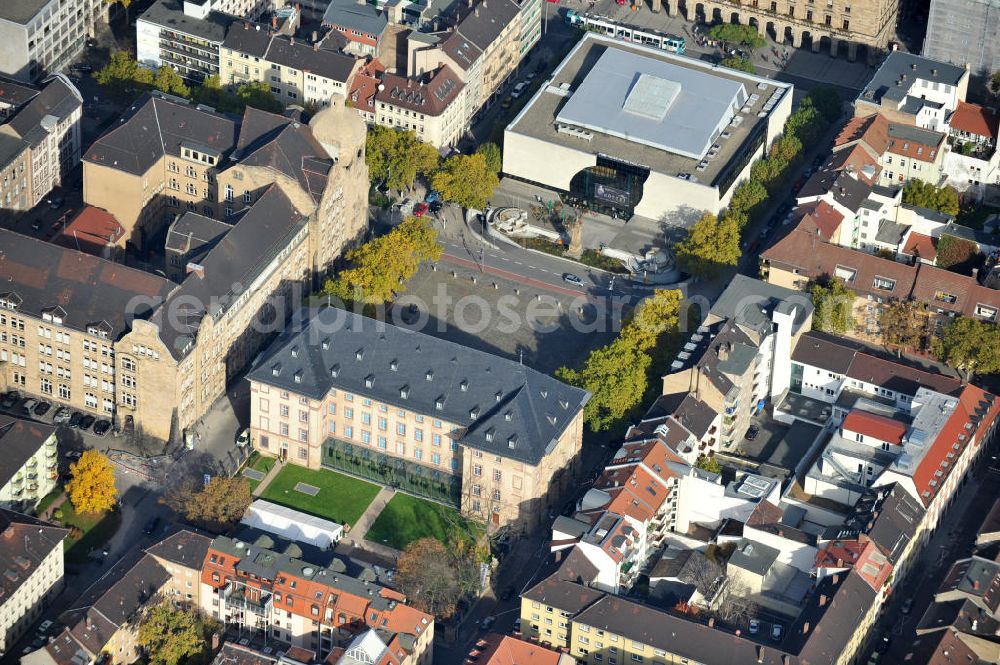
[199,535,434,664]
[0,417,58,512]
[661,276,812,455]
[221,25,360,108]
[246,309,589,530]
[0,227,176,424]
[0,0,105,83]
[0,511,66,655]
[855,52,969,130]
[406,0,540,129]
[0,74,82,208]
[137,0,234,81]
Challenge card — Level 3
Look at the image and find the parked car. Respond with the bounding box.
[0,391,19,409]
[480,616,495,631]
[748,619,760,634]
[511,82,529,99]
[31,220,42,232]
[562,273,583,286]
[79,415,96,431]
[413,202,428,217]
[64,451,83,460]
[71,63,92,72]
[513,617,522,633]
[901,597,914,615]
[47,197,63,209]
[429,200,443,214]
[68,411,83,428]
[22,398,38,413]
[424,190,441,204]
[143,517,161,535]
[745,425,760,441]
[771,624,783,641]
[93,420,112,437]
[53,407,71,424]
[37,620,54,635]
[236,429,250,447]
[32,401,51,417]
[501,96,512,109]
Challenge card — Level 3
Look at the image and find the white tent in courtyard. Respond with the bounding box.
[240,499,344,549]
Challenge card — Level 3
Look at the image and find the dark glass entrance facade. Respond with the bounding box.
[568,154,650,217]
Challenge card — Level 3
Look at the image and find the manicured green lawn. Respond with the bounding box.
[364,493,483,551]
[242,452,277,492]
[260,465,380,527]
[58,503,122,564]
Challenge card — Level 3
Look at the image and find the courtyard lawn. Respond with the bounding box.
[260,465,380,527]
[58,503,123,564]
[365,493,483,551]
[242,452,277,492]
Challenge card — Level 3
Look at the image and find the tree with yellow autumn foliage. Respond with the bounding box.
[66,450,118,514]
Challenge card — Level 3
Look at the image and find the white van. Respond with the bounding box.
[511,82,529,98]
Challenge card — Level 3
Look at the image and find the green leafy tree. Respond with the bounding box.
[674,213,742,278]
[153,66,190,98]
[786,104,823,145]
[769,134,803,166]
[235,80,283,113]
[475,142,502,174]
[988,71,1000,98]
[933,316,1000,378]
[729,179,768,218]
[138,601,216,665]
[366,126,440,192]
[707,24,766,49]
[695,456,722,474]
[810,278,855,334]
[879,298,925,352]
[431,152,499,210]
[95,51,146,91]
[325,216,441,303]
[556,338,651,431]
[901,180,961,216]
[802,87,843,123]
[935,233,982,275]
[720,56,755,73]
[621,289,683,352]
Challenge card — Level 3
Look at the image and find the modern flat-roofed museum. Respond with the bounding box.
[503,32,794,221]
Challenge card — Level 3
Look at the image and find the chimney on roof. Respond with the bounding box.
[974,580,981,590]
[312,30,319,42]
[802,622,810,634]
[832,574,840,584]
[314,41,319,51]
[708,617,715,627]
[272,15,277,28]
[290,37,295,45]
[836,558,843,567]
[973,268,979,281]
[819,593,828,606]
[186,262,205,278]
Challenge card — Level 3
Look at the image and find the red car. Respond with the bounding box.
[413,202,428,217]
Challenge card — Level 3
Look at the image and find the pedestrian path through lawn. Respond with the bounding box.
[259,465,381,527]
[364,493,483,551]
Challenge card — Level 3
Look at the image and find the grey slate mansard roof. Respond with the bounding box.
[248,309,591,465]
[858,51,967,105]
[84,93,240,176]
[154,185,308,360]
[5,75,81,148]
[0,227,176,337]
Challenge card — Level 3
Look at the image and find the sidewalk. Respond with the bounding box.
[339,486,401,561]
[250,458,284,498]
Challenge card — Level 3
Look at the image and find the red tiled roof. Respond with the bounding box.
[854,540,893,591]
[477,634,565,665]
[55,206,125,253]
[949,101,998,141]
[799,200,844,240]
[835,113,889,154]
[375,65,464,117]
[901,232,937,261]
[912,384,1000,506]
[815,540,866,569]
[826,144,881,185]
[842,410,907,444]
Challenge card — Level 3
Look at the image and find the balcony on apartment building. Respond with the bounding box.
[223,582,273,615]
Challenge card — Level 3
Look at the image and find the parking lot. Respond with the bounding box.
[393,261,623,374]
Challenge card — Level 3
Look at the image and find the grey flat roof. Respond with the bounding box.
[507,33,791,183]
[556,47,745,160]
[248,309,590,465]
[322,0,388,36]
[138,0,233,43]
[0,0,50,24]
